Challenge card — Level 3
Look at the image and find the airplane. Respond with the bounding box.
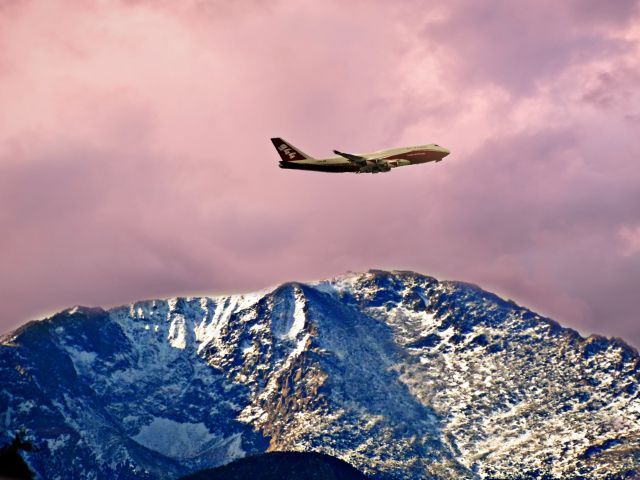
[271,138,450,174]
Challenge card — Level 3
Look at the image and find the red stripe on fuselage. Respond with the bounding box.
[384,149,443,164]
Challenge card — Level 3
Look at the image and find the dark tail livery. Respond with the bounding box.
[270,138,313,162]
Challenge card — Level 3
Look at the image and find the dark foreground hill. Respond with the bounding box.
[1,270,639,479]
[0,432,34,479]
[179,451,369,480]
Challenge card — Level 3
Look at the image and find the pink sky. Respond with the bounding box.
[1,0,639,346]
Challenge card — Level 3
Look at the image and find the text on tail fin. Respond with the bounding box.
[270,138,311,162]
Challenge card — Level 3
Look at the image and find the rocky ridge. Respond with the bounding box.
[1,270,639,479]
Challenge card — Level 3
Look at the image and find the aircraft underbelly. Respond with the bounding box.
[279,161,358,173]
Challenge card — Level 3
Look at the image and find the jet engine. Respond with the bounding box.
[358,161,392,174]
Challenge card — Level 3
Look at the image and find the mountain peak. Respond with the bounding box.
[1,270,639,479]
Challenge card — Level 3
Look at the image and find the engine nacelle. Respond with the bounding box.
[358,159,393,173]
[376,161,392,172]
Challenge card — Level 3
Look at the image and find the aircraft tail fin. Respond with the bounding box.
[270,138,314,162]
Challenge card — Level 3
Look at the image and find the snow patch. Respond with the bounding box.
[195,297,235,352]
[168,298,179,312]
[46,434,70,453]
[225,432,245,462]
[132,417,215,459]
[168,315,188,349]
[66,347,97,367]
[235,292,265,311]
[420,312,436,330]
[288,289,306,339]
[17,401,34,413]
[293,333,311,356]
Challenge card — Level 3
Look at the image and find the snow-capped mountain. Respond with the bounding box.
[1,270,638,479]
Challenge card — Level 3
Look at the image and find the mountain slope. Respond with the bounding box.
[1,270,638,479]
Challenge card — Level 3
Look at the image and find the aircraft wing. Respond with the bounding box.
[333,150,367,166]
[333,149,401,166]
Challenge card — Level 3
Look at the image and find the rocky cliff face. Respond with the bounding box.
[1,270,639,479]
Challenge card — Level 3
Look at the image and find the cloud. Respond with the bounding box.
[619,225,640,256]
[417,0,638,93]
[1,0,640,346]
